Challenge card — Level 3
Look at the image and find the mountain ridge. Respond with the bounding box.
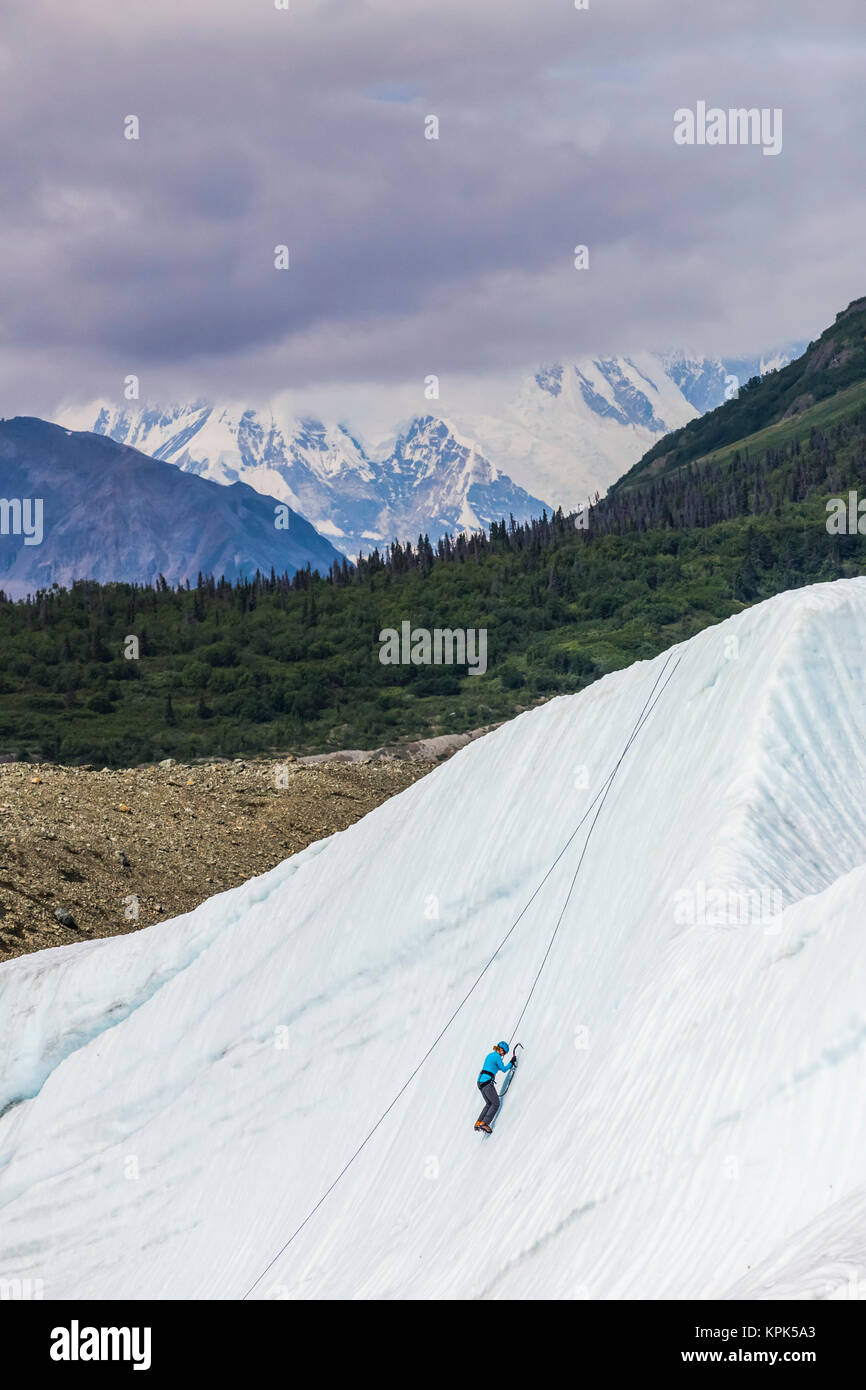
[60,346,799,554]
[0,416,344,598]
[613,298,866,494]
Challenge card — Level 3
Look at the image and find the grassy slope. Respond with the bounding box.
[614,296,866,491]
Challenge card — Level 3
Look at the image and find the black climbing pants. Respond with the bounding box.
[477,1080,500,1127]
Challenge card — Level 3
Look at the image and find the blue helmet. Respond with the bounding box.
[496,1040,509,1053]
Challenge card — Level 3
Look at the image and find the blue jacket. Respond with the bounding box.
[477,1050,510,1086]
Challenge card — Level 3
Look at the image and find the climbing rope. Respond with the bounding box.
[242,648,682,1298]
[510,650,683,1037]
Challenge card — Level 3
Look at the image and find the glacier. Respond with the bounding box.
[1,578,866,1300]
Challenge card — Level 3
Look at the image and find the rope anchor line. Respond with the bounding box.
[511,650,682,1038]
[242,649,683,1299]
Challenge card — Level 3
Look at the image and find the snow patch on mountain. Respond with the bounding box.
[454,351,704,509]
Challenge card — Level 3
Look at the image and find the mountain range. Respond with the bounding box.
[0,417,344,600]
[61,405,553,559]
[0,339,804,600]
[61,345,801,559]
[0,301,859,764]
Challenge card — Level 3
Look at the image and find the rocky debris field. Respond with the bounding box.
[295,728,491,765]
[0,754,441,963]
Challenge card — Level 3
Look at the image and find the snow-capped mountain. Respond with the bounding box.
[662,345,805,414]
[2,578,866,1298]
[451,351,704,510]
[0,417,344,599]
[453,345,805,507]
[59,403,553,558]
[62,346,802,555]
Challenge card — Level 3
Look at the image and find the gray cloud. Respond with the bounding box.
[1,0,864,417]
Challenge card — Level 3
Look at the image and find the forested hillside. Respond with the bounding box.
[1,502,862,766]
[4,297,865,767]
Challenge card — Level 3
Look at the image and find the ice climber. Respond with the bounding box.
[474,1040,516,1132]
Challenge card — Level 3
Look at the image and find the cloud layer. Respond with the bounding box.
[2,0,864,417]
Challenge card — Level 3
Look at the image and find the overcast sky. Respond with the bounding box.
[2,0,864,421]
